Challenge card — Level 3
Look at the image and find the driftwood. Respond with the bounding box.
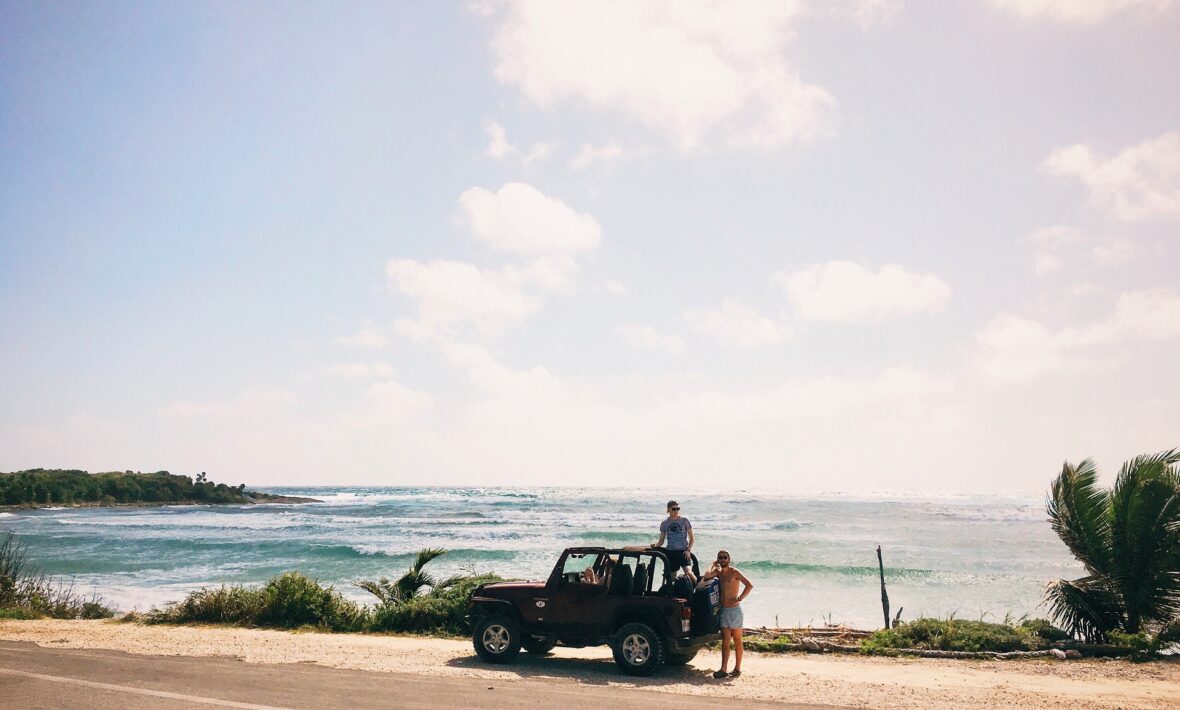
[876,545,890,629]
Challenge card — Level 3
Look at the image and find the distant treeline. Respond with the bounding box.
[0,469,257,507]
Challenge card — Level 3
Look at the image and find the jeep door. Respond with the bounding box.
[537,551,611,638]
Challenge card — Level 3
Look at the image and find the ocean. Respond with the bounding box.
[0,487,1082,629]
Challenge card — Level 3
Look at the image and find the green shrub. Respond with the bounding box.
[258,572,368,632]
[148,572,368,632]
[147,585,266,625]
[1018,617,1070,642]
[861,618,1035,654]
[369,574,502,636]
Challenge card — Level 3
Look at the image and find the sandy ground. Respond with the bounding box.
[2,620,1178,709]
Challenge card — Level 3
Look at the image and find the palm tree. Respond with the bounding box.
[1044,449,1180,642]
[357,548,463,605]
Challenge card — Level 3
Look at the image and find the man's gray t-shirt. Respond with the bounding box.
[660,516,692,550]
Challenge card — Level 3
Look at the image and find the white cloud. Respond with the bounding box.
[684,299,785,347]
[366,379,436,417]
[523,142,553,164]
[975,289,1180,382]
[1044,132,1180,221]
[602,281,628,296]
[1090,238,1135,265]
[617,325,686,354]
[843,0,904,28]
[334,327,388,348]
[390,183,601,341]
[387,259,542,340]
[1028,225,1136,275]
[458,182,601,256]
[488,0,837,152]
[326,362,395,378]
[1029,225,1085,275]
[987,0,1174,23]
[569,141,626,170]
[157,389,296,418]
[775,261,952,323]
[484,120,515,159]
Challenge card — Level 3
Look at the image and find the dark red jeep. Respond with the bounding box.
[467,546,720,676]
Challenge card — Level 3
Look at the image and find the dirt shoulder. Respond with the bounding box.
[2,620,1177,710]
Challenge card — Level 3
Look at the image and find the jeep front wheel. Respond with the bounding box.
[473,614,522,664]
[611,622,665,676]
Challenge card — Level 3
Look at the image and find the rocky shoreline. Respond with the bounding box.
[0,494,320,511]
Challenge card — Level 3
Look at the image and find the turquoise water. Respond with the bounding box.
[0,488,1082,629]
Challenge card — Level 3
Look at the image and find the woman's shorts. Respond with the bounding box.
[719,606,744,629]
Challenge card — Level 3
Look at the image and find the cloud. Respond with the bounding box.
[987,0,1175,23]
[334,327,388,348]
[157,389,296,418]
[569,141,626,170]
[366,379,436,417]
[388,259,542,340]
[458,182,601,256]
[1043,132,1180,221]
[617,325,686,354]
[775,261,952,323]
[484,120,515,158]
[487,0,837,152]
[1028,225,1136,275]
[390,183,601,341]
[684,299,785,347]
[522,142,553,164]
[326,362,395,378]
[975,289,1180,382]
[602,281,628,296]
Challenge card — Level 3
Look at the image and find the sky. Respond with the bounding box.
[1,0,1178,492]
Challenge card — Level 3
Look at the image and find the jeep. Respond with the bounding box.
[466,546,720,676]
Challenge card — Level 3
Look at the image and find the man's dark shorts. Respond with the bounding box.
[669,549,692,567]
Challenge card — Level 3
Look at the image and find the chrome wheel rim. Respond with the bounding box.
[622,633,651,665]
[482,624,510,654]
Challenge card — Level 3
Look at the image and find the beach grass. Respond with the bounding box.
[860,617,1065,654]
[0,532,114,620]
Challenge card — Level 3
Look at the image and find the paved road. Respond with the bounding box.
[0,643,842,709]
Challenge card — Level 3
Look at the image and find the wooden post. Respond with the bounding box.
[877,545,890,630]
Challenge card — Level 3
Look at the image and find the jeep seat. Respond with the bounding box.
[610,563,633,596]
[632,562,648,596]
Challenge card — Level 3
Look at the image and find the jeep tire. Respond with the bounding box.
[611,622,665,676]
[473,614,522,664]
[522,635,557,656]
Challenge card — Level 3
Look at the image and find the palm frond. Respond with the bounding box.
[1047,458,1112,575]
[1108,450,1180,631]
[356,577,395,604]
[410,548,448,573]
[1044,577,1123,642]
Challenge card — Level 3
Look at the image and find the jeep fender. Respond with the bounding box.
[468,598,522,623]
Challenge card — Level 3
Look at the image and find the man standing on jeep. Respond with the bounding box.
[704,549,752,679]
[653,500,696,585]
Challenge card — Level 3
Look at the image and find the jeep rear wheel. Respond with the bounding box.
[522,635,556,655]
[611,622,665,676]
[473,614,522,664]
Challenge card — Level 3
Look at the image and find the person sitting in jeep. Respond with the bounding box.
[581,555,615,585]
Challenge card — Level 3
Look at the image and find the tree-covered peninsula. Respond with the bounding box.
[0,469,316,508]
